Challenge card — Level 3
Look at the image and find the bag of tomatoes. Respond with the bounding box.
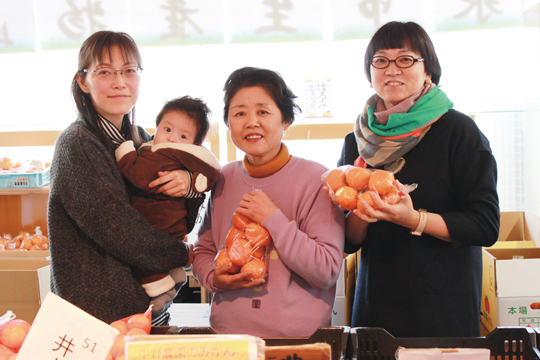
[322,165,417,214]
[214,210,270,281]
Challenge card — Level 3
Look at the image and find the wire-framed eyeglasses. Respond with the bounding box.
[371,55,424,69]
[81,66,143,80]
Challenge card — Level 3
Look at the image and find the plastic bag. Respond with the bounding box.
[322,165,417,213]
[214,211,269,281]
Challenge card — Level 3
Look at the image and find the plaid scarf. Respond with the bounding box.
[354,84,453,173]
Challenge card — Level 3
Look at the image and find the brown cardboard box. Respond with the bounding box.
[265,342,332,360]
[480,247,540,332]
[331,253,358,326]
[490,212,538,248]
[0,258,50,324]
[0,250,50,259]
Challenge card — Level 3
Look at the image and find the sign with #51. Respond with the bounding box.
[16,292,119,360]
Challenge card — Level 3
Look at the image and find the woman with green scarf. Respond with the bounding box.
[337,21,499,337]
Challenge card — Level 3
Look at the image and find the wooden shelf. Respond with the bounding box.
[0,186,49,196]
[0,187,49,236]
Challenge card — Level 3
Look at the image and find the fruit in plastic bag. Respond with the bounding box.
[228,238,253,266]
[335,186,358,211]
[225,227,245,249]
[241,258,267,280]
[0,319,30,351]
[368,170,395,195]
[127,314,151,334]
[215,249,240,274]
[324,168,346,192]
[107,309,151,360]
[345,167,371,191]
[233,212,251,231]
[244,222,271,248]
[110,320,129,335]
[0,157,15,171]
[357,191,379,215]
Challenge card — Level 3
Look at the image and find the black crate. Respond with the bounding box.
[150,326,179,334]
[352,327,540,360]
[171,326,349,360]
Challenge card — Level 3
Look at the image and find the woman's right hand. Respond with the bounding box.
[213,262,265,290]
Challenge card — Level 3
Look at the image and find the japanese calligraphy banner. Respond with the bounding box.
[130,0,225,46]
[16,292,119,360]
[228,0,324,43]
[0,0,36,54]
[432,0,523,31]
[0,0,530,53]
[34,0,131,50]
[332,0,425,40]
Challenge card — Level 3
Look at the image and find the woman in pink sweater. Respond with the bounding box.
[192,67,345,338]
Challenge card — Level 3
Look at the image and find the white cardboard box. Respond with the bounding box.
[481,247,540,332]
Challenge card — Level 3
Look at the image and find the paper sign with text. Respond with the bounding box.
[16,291,119,360]
[125,335,262,360]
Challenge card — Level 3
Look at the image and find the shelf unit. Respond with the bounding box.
[0,187,49,237]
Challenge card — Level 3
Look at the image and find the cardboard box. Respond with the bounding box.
[331,253,357,327]
[490,212,538,248]
[265,342,332,360]
[480,247,540,332]
[0,250,50,259]
[0,258,50,324]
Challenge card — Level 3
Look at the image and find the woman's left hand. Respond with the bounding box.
[148,170,189,197]
[237,190,278,224]
[355,180,418,228]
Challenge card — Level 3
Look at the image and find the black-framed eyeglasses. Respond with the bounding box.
[80,66,143,80]
[371,55,424,69]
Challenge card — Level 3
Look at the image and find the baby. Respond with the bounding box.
[116,96,221,317]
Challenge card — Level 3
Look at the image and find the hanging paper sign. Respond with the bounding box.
[33,0,131,50]
[130,0,225,46]
[433,0,522,32]
[332,0,424,40]
[228,0,323,43]
[16,292,119,360]
[0,0,36,54]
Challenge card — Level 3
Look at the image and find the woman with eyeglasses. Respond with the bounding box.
[335,21,499,337]
[48,31,192,325]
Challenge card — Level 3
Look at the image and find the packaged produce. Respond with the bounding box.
[322,165,417,214]
[0,227,49,252]
[214,211,269,281]
[107,308,152,360]
[0,311,31,359]
[0,157,49,174]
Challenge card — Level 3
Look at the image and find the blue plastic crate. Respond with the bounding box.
[0,168,50,188]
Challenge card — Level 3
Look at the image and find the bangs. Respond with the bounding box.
[90,33,142,67]
[370,27,423,55]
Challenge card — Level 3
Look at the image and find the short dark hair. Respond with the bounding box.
[364,21,441,85]
[155,96,211,145]
[223,67,301,127]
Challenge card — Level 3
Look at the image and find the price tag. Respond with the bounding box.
[17,292,119,360]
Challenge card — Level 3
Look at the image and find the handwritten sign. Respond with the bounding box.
[125,335,262,360]
[16,292,119,360]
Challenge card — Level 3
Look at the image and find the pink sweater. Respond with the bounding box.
[192,156,345,338]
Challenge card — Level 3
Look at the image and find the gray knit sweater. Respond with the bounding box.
[48,120,190,324]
